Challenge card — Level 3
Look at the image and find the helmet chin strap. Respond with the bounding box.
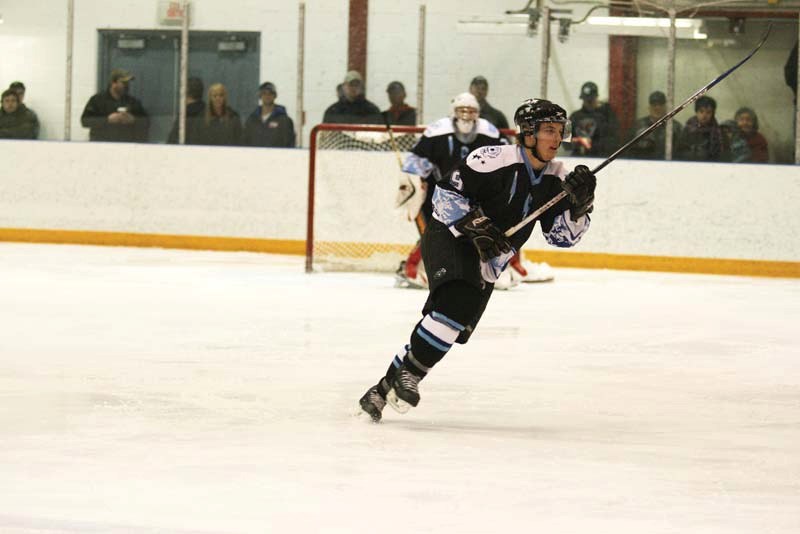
[519,133,551,164]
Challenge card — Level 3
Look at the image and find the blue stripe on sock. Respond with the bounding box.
[431,311,465,332]
[392,355,403,368]
[416,326,452,352]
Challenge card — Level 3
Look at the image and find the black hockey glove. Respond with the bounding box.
[562,165,596,221]
[453,207,512,262]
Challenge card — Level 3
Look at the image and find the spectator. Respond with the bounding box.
[729,107,768,163]
[8,81,40,139]
[626,90,682,160]
[568,81,620,157]
[786,41,798,141]
[323,70,381,124]
[167,77,205,144]
[196,83,242,146]
[243,81,296,148]
[678,96,723,162]
[468,75,509,130]
[0,89,37,139]
[786,41,798,104]
[80,68,149,142]
[720,119,746,163]
[381,81,416,126]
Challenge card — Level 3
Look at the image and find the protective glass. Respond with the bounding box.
[538,120,572,143]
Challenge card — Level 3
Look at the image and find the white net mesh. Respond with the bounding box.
[310,127,425,272]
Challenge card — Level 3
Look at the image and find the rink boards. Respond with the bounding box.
[0,139,798,278]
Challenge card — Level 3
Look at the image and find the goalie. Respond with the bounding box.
[395,92,505,289]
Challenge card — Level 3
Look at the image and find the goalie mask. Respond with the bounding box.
[450,92,480,138]
[514,98,572,161]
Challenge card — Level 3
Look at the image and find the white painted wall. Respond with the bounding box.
[0,1,795,159]
[0,0,608,146]
[1,140,798,262]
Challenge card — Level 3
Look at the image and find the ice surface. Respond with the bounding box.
[0,243,798,534]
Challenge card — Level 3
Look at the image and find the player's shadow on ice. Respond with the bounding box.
[381,419,544,439]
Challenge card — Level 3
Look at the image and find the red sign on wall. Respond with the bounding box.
[158,1,186,25]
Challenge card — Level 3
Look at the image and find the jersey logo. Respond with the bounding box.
[450,170,463,191]
[460,145,470,159]
[480,146,502,158]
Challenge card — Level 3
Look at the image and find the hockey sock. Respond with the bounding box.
[407,312,466,371]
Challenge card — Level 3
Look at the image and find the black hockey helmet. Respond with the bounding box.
[514,98,572,144]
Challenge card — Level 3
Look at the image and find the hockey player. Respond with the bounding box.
[395,92,504,289]
[359,98,597,422]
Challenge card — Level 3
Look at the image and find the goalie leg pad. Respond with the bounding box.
[396,174,427,222]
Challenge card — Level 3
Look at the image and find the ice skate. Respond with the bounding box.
[493,268,520,291]
[358,384,387,423]
[387,363,422,413]
[509,253,554,283]
[394,260,428,289]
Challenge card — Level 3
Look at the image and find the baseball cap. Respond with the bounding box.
[110,68,134,83]
[470,75,488,86]
[259,81,277,95]
[580,81,598,100]
[648,90,666,105]
[344,70,363,84]
[386,81,405,93]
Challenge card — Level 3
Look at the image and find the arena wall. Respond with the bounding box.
[1,140,798,278]
[2,1,794,160]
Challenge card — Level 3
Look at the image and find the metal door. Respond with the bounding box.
[186,32,261,123]
[99,30,180,144]
[99,30,260,144]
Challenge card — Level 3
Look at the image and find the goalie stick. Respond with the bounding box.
[384,116,427,235]
[505,23,773,238]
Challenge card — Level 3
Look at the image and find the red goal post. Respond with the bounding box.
[305,123,515,273]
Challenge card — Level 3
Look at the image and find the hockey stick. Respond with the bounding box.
[384,116,427,235]
[505,23,772,238]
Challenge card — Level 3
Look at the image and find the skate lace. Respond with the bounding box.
[397,368,421,391]
[370,388,386,408]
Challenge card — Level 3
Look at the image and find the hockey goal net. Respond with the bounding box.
[306,123,426,273]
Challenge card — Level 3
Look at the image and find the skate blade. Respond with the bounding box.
[522,276,555,283]
[354,404,382,423]
[394,277,427,290]
[386,388,412,414]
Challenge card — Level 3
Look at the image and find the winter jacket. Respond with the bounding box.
[744,132,769,163]
[0,107,38,139]
[382,105,417,126]
[786,41,798,103]
[679,116,723,162]
[568,103,620,157]
[478,101,510,130]
[243,105,295,148]
[626,115,682,160]
[323,96,382,125]
[167,100,206,145]
[195,108,243,146]
[80,89,149,142]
